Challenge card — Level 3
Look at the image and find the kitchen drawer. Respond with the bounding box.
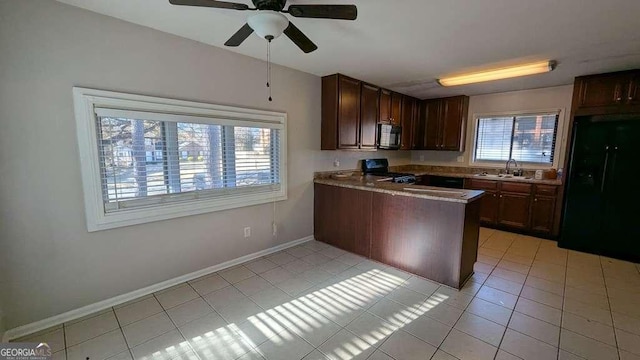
[535,184,557,196]
[469,179,498,190]
[500,182,532,194]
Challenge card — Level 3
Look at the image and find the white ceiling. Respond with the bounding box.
[57,0,640,98]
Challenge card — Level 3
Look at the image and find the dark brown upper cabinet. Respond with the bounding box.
[576,73,630,108]
[360,83,380,149]
[379,89,391,124]
[419,95,469,151]
[378,89,402,125]
[627,72,640,106]
[322,74,383,150]
[424,99,441,150]
[400,96,417,150]
[321,73,469,151]
[441,96,469,150]
[322,74,361,150]
[390,92,403,125]
[412,102,427,150]
[574,70,640,115]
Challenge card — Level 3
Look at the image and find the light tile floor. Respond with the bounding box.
[13,228,640,360]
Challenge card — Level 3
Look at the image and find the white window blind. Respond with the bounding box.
[73,88,287,231]
[474,113,559,164]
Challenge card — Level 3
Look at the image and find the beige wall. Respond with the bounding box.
[411,85,574,170]
[0,0,409,329]
[0,0,570,331]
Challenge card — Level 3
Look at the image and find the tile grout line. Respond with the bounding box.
[491,233,543,360]
[309,266,405,357]
[188,270,275,358]
[218,243,351,359]
[556,245,569,360]
[23,235,639,360]
[348,268,446,358]
[61,310,122,356]
[483,233,522,360]
[152,290,206,360]
[429,230,508,360]
[61,322,67,360]
[195,266,288,358]
[559,254,629,359]
[110,305,136,360]
[264,244,374,360]
[193,270,283,359]
[599,256,622,360]
[359,276,436,358]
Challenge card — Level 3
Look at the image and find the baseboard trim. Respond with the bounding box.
[2,235,314,342]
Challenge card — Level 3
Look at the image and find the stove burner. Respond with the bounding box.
[361,158,416,184]
[392,174,416,184]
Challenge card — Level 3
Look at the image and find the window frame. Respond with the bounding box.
[470,108,565,169]
[73,87,287,232]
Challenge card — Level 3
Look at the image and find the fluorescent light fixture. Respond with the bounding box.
[438,60,556,87]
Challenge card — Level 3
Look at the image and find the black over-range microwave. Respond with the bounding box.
[377,123,402,150]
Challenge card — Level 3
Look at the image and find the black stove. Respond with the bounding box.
[362,158,416,184]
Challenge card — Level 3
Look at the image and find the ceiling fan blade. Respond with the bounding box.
[168,0,251,11]
[286,5,357,20]
[224,23,254,47]
[283,22,318,53]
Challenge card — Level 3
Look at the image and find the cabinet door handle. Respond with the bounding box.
[534,198,538,202]
[500,195,503,198]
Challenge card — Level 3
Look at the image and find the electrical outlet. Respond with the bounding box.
[272,222,277,236]
[333,159,340,167]
[457,155,464,163]
[244,227,251,238]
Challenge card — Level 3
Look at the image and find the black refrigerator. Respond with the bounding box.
[561,116,640,262]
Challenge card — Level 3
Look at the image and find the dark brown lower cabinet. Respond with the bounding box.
[479,190,499,225]
[314,183,480,289]
[465,179,559,237]
[530,196,556,233]
[498,192,531,229]
[314,183,372,257]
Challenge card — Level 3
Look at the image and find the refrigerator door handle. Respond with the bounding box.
[601,147,610,193]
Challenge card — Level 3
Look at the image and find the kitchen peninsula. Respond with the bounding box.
[314,173,484,289]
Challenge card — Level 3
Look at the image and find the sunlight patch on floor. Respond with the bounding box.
[139,267,446,360]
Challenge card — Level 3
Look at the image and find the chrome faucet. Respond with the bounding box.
[505,158,519,175]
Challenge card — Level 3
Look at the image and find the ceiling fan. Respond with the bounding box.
[168,0,358,53]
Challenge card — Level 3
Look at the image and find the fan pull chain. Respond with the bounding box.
[266,38,272,102]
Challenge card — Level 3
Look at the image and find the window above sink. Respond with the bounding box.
[473,112,560,166]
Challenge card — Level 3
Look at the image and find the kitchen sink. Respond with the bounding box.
[403,188,467,197]
[474,173,532,180]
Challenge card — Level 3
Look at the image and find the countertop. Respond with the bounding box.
[397,169,563,186]
[390,165,562,186]
[314,175,485,204]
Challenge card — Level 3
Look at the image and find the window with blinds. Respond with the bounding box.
[474,113,559,164]
[73,88,287,231]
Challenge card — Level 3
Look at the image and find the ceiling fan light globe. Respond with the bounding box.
[248,11,289,40]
